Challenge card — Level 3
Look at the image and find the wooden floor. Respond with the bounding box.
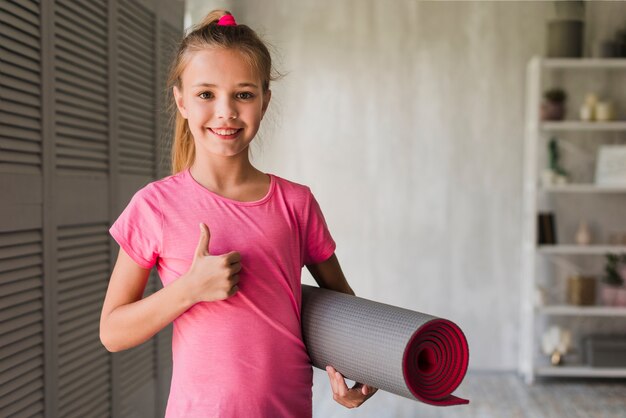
[312,370,626,418]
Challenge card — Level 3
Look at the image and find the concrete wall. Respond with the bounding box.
[184,0,626,373]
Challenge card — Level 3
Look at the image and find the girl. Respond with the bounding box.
[99,9,377,418]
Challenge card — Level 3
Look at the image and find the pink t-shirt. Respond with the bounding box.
[109,167,336,418]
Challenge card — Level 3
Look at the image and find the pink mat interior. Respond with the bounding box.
[402,318,470,406]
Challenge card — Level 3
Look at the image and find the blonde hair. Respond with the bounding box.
[166,10,281,174]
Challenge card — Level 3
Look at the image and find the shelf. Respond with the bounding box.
[537,245,626,255]
[536,305,626,317]
[541,58,626,70]
[541,184,626,193]
[536,365,626,378]
[541,121,626,131]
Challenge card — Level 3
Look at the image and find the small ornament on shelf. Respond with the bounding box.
[579,93,617,122]
[541,137,569,187]
[595,101,615,122]
[541,326,572,366]
[541,88,567,121]
[579,93,598,122]
[575,220,592,245]
[600,253,626,307]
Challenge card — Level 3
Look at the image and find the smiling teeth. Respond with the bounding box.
[213,129,239,135]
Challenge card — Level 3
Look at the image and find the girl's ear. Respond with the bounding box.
[173,86,188,119]
[261,89,272,118]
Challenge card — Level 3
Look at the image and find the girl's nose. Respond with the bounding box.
[216,98,238,120]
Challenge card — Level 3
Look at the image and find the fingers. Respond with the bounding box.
[227,284,239,297]
[326,366,377,409]
[326,366,337,393]
[196,223,210,257]
[226,251,241,264]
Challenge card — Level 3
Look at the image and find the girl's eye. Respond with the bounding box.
[198,91,213,100]
[236,92,254,100]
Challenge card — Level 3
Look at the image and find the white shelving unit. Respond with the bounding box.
[519,57,626,384]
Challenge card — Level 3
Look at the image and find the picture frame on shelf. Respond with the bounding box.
[594,145,626,186]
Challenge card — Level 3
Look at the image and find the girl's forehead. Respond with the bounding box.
[182,48,260,88]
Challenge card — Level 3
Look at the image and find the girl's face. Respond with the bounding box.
[173,48,271,158]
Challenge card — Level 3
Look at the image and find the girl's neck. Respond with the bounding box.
[189,153,263,191]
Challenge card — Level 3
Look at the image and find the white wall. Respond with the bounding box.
[184,0,626,374]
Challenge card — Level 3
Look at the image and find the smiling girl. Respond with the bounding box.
[99,10,376,417]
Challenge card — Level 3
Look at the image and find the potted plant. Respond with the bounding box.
[541,88,567,121]
[600,253,626,306]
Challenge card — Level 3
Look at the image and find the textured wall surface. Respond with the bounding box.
[184,0,625,375]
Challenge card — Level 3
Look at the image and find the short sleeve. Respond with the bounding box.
[109,186,162,269]
[302,189,336,266]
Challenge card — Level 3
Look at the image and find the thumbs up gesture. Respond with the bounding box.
[182,223,242,304]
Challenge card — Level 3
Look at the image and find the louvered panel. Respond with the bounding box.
[118,102,154,122]
[54,78,107,103]
[8,0,40,15]
[117,135,153,152]
[58,262,110,290]
[58,370,108,408]
[158,22,179,177]
[118,33,154,63]
[56,89,107,115]
[53,0,108,175]
[0,228,44,417]
[0,0,41,173]
[117,1,155,177]
[119,348,154,392]
[55,37,107,68]
[55,29,106,61]
[0,64,39,92]
[55,56,107,88]
[0,125,39,143]
[56,136,107,154]
[56,223,110,418]
[118,74,153,98]
[0,137,40,154]
[63,392,109,418]
[0,17,38,50]
[0,1,38,26]
[0,84,38,108]
[56,126,107,143]
[2,98,41,121]
[58,262,109,283]
[55,6,106,45]
[70,0,107,21]
[119,116,153,134]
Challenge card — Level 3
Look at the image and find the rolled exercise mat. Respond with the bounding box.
[301,285,470,406]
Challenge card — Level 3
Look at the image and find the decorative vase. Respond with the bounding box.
[547,20,584,58]
[616,287,626,307]
[600,283,619,306]
[595,102,615,122]
[541,101,565,121]
[566,276,596,306]
[575,221,591,245]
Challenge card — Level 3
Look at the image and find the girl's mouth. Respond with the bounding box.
[208,128,242,140]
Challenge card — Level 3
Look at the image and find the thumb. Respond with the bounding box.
[196,223,210,256]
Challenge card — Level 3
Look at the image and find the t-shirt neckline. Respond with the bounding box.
[185,167,275,206]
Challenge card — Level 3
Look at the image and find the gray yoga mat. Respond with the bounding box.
[301,285,469,406]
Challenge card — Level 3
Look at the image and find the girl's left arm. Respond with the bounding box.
[306,253,354,295]
[305,252,378,409]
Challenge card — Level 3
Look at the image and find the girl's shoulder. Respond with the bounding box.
[269,173,316,201]
[128,170,187,203]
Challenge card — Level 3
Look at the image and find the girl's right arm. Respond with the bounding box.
[99,246,195,352]
[100,223,241,352]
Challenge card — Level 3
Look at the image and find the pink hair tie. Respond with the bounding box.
[217,14,237,26]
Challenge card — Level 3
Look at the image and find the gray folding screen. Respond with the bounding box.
[0,0,184,416]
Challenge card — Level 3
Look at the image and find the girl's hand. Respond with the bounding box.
[182,223,242,303]
[326,366,378,409]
